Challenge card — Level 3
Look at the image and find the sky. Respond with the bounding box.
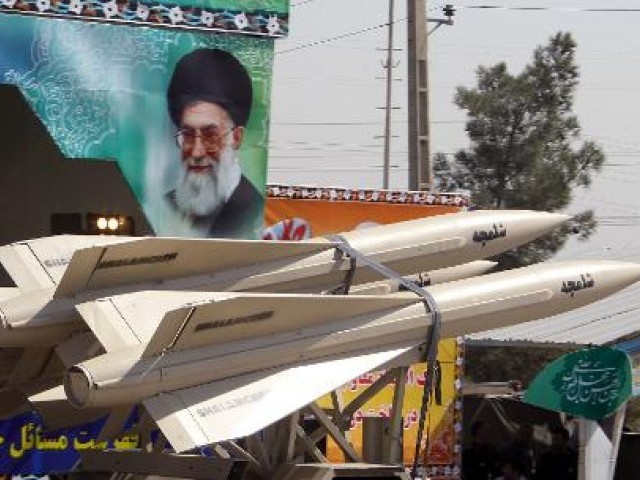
[268,0,640,263]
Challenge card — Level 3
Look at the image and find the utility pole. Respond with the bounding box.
[406,2,455,191]
[382,0,396,190]
[406,0,431,191]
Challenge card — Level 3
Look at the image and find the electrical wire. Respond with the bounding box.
[291,0,317,7]
[271,120,463,125]
[458,5,640,13]
[276,18,407,55]
[279,4,640,57]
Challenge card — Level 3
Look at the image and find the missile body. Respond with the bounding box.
[65,260,640,410]
[349,260,497,295]
[0,210,566,346]
[244,210,565,294]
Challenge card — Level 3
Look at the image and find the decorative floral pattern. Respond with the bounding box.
[35,0,50,12]
[266,14,280,36]
[201,10,215,27]
[452,337,465,480]
[168,5,183,24]
[0,1,288,37]
[267,184,470,207]
[68,0,84,14]
[135,3,149,20]
[233,11,248,29]
[416,339,465,479]
[102,0,118,18]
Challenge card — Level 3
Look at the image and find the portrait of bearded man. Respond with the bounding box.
[163,48,264,239]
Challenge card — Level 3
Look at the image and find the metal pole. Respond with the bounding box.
[382,0,395,190]
[407,0,431,191]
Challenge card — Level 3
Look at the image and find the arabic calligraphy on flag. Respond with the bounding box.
[524,346,632,420]
[560,358,620,406]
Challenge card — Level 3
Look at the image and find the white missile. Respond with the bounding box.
[0,210,567,346]
[349,260,497,295]
[64,260,640,452]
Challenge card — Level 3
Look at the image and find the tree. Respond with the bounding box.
[464,344,573,387]
[435,32,604,269]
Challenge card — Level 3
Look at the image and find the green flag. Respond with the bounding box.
[524,346,632,421]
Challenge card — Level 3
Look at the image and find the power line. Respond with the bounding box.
[273,121,386,126]
[270,151,408,158]
[277,5,640,58]
[459,5,640,12]
[291,0,317,7]
[271,120,463,125]
[271,143,385,150]
[271,147,389,154]
[276,18,408,55]
[269,166,407,171]
[273,140,386,147]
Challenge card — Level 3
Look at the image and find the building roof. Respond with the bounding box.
[467,283,640,347]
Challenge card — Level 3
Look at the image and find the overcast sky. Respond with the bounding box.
[268,0,640,262]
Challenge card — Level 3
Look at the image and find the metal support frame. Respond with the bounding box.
[387,366,409,463]
[327,236,443,475]
[79,450,248,480]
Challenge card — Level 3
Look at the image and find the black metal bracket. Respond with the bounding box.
[325,234,442,476]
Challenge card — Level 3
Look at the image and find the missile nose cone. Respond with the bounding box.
[462,210,569,254]
[591,261,640,292]
[430,259,640,338]
[503,210,570,228]
[541,212,571,226]
[540,260,640,310]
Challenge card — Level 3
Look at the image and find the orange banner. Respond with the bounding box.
[265,197,459,238]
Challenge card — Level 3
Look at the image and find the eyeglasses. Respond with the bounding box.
[174,125,234,151]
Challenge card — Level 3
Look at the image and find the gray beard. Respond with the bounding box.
[174,143,242,218]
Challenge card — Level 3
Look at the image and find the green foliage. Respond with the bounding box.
[435,32,605,268]
[625,396,640,431]
[464,345,574,388]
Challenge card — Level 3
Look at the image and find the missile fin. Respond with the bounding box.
[0,242,58,292]
[76,297,149,353]
[143,294,418,359]
[0,288,20,302]
[143,346,411,452]
[54,238,337,298]
[0,235,129,293]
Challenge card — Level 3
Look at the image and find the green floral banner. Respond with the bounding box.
[0,0,289,36]
[525,346,632,421]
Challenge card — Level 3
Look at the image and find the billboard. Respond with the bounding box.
[0,14,272,239]
[264,184,467,239]
[265,185,468,478]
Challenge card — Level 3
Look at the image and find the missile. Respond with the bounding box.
[0,210,566,346]
[11,260,495,425]
[349,260,497,295]
[0,288,20,301]
[64,260,640,451]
